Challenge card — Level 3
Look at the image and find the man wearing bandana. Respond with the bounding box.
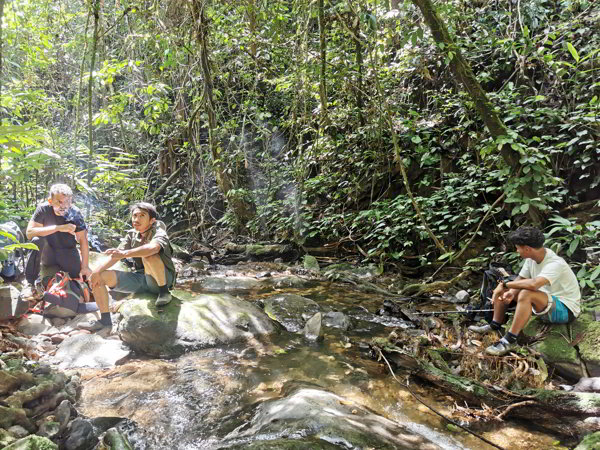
[26,184,91,283]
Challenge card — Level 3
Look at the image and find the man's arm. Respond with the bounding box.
[77,229,92,278]
[26,219,75,239]
[504,276,549,291]
[105,242,161,259]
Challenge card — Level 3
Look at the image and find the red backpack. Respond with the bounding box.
[43,272,92,313]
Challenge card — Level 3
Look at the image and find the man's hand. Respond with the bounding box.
[104,248,127,260]
[499,290,515,305]
[59,223,77,235]
[490,282,504,305]
[80,265,92,280]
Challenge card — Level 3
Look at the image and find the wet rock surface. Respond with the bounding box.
[118,290,278,357]
[262,293,320,333]
[222,386,447,449]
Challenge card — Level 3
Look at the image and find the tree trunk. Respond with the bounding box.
[190,0,255,225]
[410,0,543,224]
[318,0,329,126]
[87,0,100,218]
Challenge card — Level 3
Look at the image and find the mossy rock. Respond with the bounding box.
[3,435,58,450]
[303,255,319,272]
[576,311,600,376]
[118,290,278,357]
[523,317,582,379]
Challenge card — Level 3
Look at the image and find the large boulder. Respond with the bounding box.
[222,386,448,449]
[523,316,583,380]
[262,294,320,333]
[118,290,278,357]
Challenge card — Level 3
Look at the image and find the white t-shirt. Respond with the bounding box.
[519,248,581,317]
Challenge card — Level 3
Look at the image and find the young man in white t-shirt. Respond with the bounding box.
[469,226,581,356]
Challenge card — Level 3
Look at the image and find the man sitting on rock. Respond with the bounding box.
[79,202,176,331]
[469,226,581,356]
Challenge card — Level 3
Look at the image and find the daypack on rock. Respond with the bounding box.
[0,221,24,279]
[466,262,516,323]
[43,271,97,313]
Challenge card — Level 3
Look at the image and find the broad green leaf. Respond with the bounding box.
[567,42,580,63]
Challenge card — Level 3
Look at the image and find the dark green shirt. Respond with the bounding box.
[118,221,176,278]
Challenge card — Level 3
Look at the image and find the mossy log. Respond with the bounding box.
[379,344,600,436]
[4,373,67,408]
[400,270,470,297]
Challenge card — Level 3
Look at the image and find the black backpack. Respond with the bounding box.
[0,221,25,280]
[467,263,516,323]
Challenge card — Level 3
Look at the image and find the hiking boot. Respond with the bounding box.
[468,323,495,334]
[155,291,172,307]
[485,337,517,356]
[77,320,109,332]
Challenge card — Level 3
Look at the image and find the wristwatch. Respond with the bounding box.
[502,280,509,289]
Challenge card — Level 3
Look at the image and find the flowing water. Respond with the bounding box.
[75,275,562,449]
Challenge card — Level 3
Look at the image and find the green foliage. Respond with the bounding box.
[545,215,600,294]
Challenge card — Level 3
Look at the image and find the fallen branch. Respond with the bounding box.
[401,269,470,297]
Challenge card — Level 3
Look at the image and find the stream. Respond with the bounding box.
[70,269,562,449]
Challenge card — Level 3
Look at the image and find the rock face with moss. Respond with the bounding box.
[523,310,600,379]
[118,290,278,357]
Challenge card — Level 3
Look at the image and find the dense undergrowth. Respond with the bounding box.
[1,0,599,292]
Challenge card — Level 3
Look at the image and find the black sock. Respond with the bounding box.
[100,312,112,326]
[158,284,169,295]
[490,320,503,331]
[504,331,518,343]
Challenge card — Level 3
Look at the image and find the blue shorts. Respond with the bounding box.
[113,269,175,294]
[538,295,575,324]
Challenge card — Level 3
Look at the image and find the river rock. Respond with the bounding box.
[0,429,17,448]
[192,276,262,292]
[37,418,60,439]
[4,435,58,450]
[0,285,28,320]
[304,312,324,342]
[0,370,21,395]
[266,275,314,289]
[263,294,320,333]
[55,399,72,432]
[54,334,131,369]
[64,418,95,450]
[7,426,29,439]
[303,255,320,272]
[453,290,470,303]
[323,311,351,330]
[118,290,277,357]
[223,386,449,449]
[16,314,55,335]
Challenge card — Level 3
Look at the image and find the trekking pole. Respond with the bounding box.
[408,309,495,316]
